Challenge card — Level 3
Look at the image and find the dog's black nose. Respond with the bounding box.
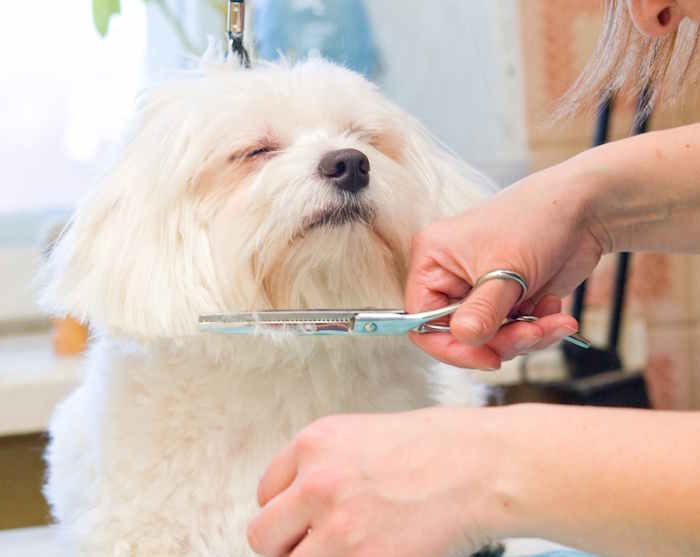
[318,149,370,193]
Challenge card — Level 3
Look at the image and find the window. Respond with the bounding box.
[1,2,149,214]
[0,1,201,322]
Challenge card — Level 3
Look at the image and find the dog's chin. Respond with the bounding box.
[301,202,375,233]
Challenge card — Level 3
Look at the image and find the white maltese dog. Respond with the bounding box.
[40,56,492,556]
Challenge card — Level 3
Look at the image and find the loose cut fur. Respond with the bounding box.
[560,0,700,118]
[40,55,491,556]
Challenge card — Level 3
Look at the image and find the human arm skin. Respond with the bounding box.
[494,404,700,557]
[405,122,700,368]
[247,404,700,557]
[582,122,700,254]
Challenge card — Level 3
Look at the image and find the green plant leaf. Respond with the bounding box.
[92,0,121,37]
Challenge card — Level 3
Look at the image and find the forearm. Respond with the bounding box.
[568,123,700,253]
[485,404,700,557]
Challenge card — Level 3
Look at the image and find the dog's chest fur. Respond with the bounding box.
[45,336,444,555]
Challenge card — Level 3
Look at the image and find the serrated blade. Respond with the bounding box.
[198,310,359,335]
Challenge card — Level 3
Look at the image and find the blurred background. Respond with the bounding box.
[2,0,700,539]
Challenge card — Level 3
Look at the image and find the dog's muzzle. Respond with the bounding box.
[302,201,375,231]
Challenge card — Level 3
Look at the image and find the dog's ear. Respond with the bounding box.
[398,116,495,215]
[37,89,225,338]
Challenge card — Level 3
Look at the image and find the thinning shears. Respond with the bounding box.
[198,270,591,349]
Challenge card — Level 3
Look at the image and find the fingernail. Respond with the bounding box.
[554,326,577,339]
[514,337,541,352]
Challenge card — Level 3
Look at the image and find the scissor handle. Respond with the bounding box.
[412,269,528,333]
[408,301,464,324]
[418,315,534,334]
[353,302,464,335]
[420,315,591,349]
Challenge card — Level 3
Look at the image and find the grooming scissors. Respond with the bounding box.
[198,270,591,349]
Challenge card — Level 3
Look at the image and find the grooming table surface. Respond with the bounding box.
[0,526,580,556]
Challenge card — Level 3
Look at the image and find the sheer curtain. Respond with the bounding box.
[0,2,150,214]
[0,0,208,320]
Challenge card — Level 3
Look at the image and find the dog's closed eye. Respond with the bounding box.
[246,146,276,159]
[194,141,282,198]
[228,140,281,163]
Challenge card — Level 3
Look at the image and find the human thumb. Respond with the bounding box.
[449,278,522,346]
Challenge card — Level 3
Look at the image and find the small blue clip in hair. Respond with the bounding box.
[227,0,251,68]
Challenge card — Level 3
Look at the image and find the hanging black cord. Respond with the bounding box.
[559,88,653,383]
[606,88,651,349]
[230,34,251,68]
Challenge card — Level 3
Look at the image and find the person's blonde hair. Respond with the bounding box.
[561,0,700,117]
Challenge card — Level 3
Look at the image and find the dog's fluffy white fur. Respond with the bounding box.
[40,56,491,556]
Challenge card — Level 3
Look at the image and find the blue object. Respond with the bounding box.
[253,0,380,78]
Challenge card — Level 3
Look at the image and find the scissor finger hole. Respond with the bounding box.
[420,323,452,333]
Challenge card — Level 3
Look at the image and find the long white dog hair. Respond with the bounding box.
[40,56,488,338]
[39,53,492,556]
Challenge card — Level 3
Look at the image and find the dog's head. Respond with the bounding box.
[40,58,488,338]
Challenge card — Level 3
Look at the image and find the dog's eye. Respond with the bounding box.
[246,147,275,159]
[348,127,386,152]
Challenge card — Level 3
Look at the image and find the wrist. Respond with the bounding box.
[511,149,617,257]
[553,146,620,255]
[466,403,581,542]
[452,404,544,542]
[558,128,700,254]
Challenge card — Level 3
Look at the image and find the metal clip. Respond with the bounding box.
[227,0,245,38]
[227,0,250,68]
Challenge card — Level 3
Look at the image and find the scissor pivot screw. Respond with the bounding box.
[363,322,378,333]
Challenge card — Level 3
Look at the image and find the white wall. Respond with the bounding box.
[365,0,528,186]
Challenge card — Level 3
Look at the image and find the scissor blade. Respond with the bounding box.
[198,310,358,335]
